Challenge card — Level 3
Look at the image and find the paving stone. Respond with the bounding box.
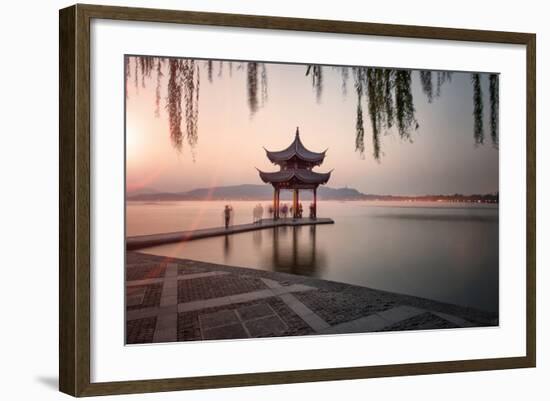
[126,304,177,320]
[298,312,331,332]
[155,313,177,331]
[162,280,179,290]
[178,296,234,313]
[178,271,228,281]
[126,283,163,310]
[244,315,287,337]
[200,310,239,329]
[433,311,474,327]
[377,305,425,324]
[126,287,146,307]
[236,303,274,321]
[153,327,178,343]
[202,323,249,340]
[381,312,460,332]
[165,263,179,277]
[160,295,178,307]
[293,290,398,326]
[178,275,268,303]
[177,297,314,342]
[260,278,281,289]
[126,263,166,281]
[321,314,388,334]
[178,263,215,275]
[126,277,164,287]
[153,306,178,342]
[278,293,313,316]
[229,289,274,304]
[127,317,156,344]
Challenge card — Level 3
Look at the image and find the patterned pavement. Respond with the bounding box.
[126,252,497,344]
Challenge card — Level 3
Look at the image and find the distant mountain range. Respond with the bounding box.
[126,184,498,203]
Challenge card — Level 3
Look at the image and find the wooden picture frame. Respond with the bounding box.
[59,3,536,396]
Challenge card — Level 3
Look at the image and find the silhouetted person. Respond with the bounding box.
[258,203,264,224]
[252,204,258,223]
[309,203,316,219]
[281,203,289,219]
[224,205,232,229]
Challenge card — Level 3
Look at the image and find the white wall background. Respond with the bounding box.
[0,0,546,400]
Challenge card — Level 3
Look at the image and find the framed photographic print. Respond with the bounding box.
[59,4,536,397]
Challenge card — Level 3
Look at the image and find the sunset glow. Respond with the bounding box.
[125,57,498,196]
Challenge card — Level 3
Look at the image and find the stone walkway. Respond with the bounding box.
[126,217,334,250]
[126,252,497,344]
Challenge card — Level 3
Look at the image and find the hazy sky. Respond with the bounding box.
[125,57,498,196]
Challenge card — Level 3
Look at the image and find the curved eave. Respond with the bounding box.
[264,134,327,164]
[257,169,332,185]
[265,150,326,164]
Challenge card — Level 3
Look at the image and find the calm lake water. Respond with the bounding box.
[127,200,498,314]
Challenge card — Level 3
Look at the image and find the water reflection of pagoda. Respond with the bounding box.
[257,127,332,219]
[268,225,326,277]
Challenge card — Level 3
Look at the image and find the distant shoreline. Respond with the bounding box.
[126,184,498,204]
[126,198,499,205]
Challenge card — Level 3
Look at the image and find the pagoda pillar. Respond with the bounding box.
[292,190,296,218]
[296,189,300,218]
[313,187,317,219]
[276,188,280,219]
[273,187,278,220]
[293,189,300,218]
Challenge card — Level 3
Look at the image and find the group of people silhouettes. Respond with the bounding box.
[252,203,264,224]
[267,202,314,219]
[223,201,317,230]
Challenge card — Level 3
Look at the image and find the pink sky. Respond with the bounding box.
[125,57,498,196]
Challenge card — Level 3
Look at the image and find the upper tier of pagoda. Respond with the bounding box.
[264,127,327,168]
[257,127,332,189]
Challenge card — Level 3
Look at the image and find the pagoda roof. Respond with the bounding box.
[265,128,326,164]
[257,168,332,185]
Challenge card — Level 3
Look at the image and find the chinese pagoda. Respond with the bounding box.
[257,127,332,219]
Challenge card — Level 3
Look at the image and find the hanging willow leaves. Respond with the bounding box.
[260,64,268,106]
[140,57,145,88]
[354,68,365,155]
[471,73,484,145]
[306,65,323,102]
[350,67,417,160]
[164,59,201,152]
[139,56,155,89]
[247,62,259,114]
[207,60,213,83]
[420,71,434,103]
[340,66,349,96]
[127,56,497,161]
[394,70,418,139]
[489,74,499,147]
[154,58,164,117]
[124,56,130,98]
[367,68,384,159]
[436,71,452,97]
[184,60,200,150]
[134,58,138,93]
[383,69,394,128]
[166,59,183,150]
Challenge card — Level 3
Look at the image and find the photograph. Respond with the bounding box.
[124,55,500,344]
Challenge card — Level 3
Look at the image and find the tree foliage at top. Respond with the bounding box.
[125,56,499,161]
